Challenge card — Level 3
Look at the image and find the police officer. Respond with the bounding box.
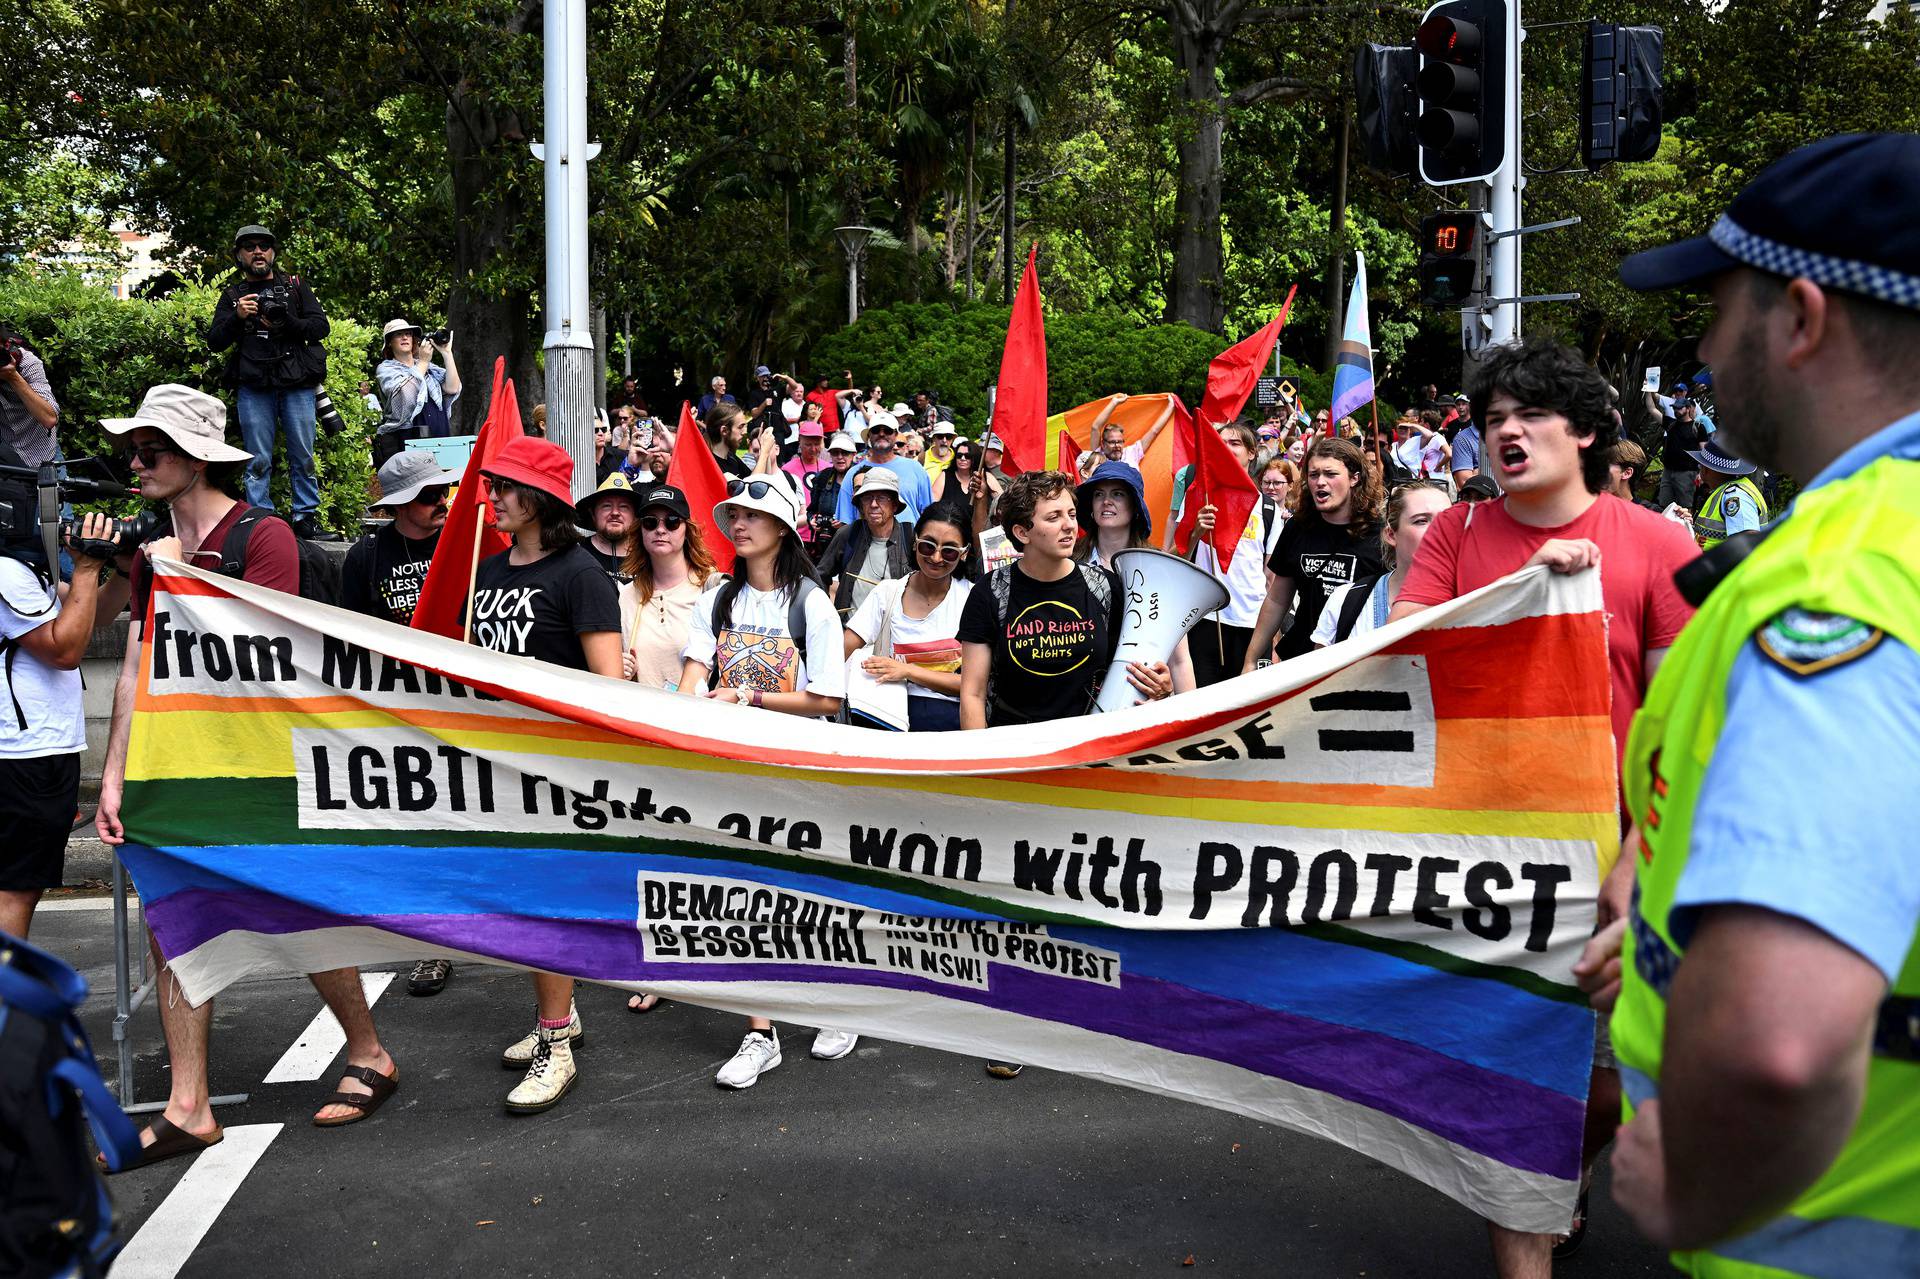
[1686,437,1769,549]
[1575,133,1920,1272]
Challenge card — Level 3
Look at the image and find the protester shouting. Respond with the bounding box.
[1075,462,1196,692]
[96,385,400,1155]
[1313,480,1450,646]
[469,435,623,1114]
[842,506,977,732]
[1240,438,1386,669]
[679,475,850,1088]
[1387,337,1697,1271]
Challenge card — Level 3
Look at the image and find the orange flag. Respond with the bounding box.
[991,244,1048,474]
[666,400,736,574]
[411,358,517,640]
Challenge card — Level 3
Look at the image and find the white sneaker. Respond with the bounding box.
[810,1028,859,1061]
[505,1026,577,1113]
[500,1002,582,1068]
[715,1029,782,1089]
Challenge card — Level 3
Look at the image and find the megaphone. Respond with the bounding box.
[1093,547,1230,712]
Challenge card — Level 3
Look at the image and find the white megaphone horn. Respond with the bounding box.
[1093,547,1230,712]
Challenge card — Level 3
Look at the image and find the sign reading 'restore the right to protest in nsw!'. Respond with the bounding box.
[120,559,1618,1234]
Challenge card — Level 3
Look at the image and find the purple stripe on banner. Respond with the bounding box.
[149,888,1582,1178]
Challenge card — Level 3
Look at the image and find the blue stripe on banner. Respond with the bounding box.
[127,842,1586,1095]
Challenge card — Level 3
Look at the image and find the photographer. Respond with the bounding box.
[372,319,461,467]
[1,509,112,940]
[207,225,330,539]
[0,324,60,468]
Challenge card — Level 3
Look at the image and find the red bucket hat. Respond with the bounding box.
[482,435,575,506]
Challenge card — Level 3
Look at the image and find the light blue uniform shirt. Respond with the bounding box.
[1715,481,1765,537]
[1675,409,1920,981]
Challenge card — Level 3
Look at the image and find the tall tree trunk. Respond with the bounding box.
[1003,0,1017,304]
[445,92,540,432]
[1168,22,1226,334]
[843,8,860,221]
[964,108,977,301]
[943,189,958,288]
[1323,100,1352,368]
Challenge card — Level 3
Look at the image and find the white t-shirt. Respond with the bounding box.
[0,559,84,757]
[683,580,846,706]
[845,576,973,703]
[1312,575,1392,648]
[1120,441,1147,468]
[1187,498,1286,628]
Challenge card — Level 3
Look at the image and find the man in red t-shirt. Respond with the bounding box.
[95,385,399,1167]
[1389,339,1697,1275]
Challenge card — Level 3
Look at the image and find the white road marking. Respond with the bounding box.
[261,971,396,1083]
[37,895,133,912]
[111,1123,282,1279]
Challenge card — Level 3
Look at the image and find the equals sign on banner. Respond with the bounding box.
[1308,689,1417,753]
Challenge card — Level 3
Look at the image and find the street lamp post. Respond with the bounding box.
[834,225,877,325]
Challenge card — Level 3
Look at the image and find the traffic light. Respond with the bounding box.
[1418,211,1484,307]
[1582,23,1663,167]
[1415,0,1508,186]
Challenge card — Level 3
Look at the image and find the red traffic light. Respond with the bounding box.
[1416,15,1481,61]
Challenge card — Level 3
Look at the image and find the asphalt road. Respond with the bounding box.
[35,882,1673,1279]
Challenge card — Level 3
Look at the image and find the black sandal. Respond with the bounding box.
[313,1062,400,1127]
[627,993,660,1014]
[99,1114,223,1174]
[1552,1185,1590,1259]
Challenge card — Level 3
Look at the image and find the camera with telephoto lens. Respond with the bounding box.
[314,388,346,436]
[425,327,451,346]
[0,456,139,575]
[0,335,24,369]
[254,282,293,325]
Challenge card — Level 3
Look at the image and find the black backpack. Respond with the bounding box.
[0,932,142,1279]
[219,506,341,605]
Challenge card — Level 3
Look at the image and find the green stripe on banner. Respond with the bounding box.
[128,777,1580,1004]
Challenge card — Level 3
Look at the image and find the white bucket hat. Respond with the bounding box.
[381,318,424,343]
[826,431,858,453]
[100,384,251,463]
[713,474,804,536]
[928,420,958,439]
[852,465,904,507]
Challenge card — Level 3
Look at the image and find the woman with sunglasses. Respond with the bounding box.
[927,437,980,506]
[468,436,623,1115]
[841,506,975,732]
[679,475,851,1089]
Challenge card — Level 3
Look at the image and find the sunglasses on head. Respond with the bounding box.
[726,478,782,502]
[915,537,964,563]
[126,443,181,468]
[640,513,683,532]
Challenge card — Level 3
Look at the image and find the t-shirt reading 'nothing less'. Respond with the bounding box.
[956,563,1122,725]
[1265,516,1387,660]
[340,524,439,625]
[467,544,620,670]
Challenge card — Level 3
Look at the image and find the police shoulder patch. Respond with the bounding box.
[1757,607,1884,676]
[1723,494,1741,518]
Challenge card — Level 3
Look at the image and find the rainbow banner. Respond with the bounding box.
[120,560,1618,1232]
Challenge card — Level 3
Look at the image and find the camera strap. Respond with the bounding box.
[0,544,56,732]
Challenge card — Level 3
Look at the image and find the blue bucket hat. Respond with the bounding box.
[1076,461,1151,539]
[1620,133,1920,311]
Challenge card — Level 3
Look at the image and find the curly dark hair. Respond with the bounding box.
[998,469,1074,547]
[1467,338,1613,495]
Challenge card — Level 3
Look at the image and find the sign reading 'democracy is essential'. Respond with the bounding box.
[121,559,1618,1233]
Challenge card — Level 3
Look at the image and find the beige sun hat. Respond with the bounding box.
[100,384,252,463]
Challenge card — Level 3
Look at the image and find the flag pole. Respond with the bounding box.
[460,500,487,645]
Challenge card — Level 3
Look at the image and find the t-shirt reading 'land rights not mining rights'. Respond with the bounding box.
[1265,515,1387,661]
[340,524,439,625]
[466,544,620,670]
[956,563,1123,725]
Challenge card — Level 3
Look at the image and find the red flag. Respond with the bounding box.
[667,400,736,574]
[991,244,1048,473]
[1194,285,1299,434]
[1173,402,1261,564]
[1057,425,1078,477]
[411,358,517,640]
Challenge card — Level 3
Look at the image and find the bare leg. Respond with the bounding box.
[748,1016,772,1032]
[309,968,395,1124]
[1487,1225,1553,1279]
[533,971,572,1022]
[149,928,219,1141]
[0,889,43,940]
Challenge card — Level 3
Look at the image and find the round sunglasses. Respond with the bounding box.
[640,513,683,532]
[915,537,964,563]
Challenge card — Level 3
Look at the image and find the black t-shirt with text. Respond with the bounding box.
[340,524,439,625]
[957,562,1122,725]
[467,544,620,670]
[1265,516,1387,660]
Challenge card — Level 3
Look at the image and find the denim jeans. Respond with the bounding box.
[235,385,318,517]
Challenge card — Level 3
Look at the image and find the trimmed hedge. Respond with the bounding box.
[810,301,1382,434]
[0,269,382,533]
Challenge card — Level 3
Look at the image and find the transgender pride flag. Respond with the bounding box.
[1329,252,1374,422]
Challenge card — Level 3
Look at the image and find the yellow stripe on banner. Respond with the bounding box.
[129,706,1617,844]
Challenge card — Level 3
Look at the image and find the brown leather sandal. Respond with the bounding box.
[312,1062,400,1128]
[99,1113,224,1174]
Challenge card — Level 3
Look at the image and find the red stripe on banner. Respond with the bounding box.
[1403,614,1613,721]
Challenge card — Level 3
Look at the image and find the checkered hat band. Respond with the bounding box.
[1710,215,1920,310]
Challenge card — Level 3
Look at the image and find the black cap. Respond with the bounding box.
[1458,474,1501,501]
[1620,133,1920,310]
[636,482,690,521]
